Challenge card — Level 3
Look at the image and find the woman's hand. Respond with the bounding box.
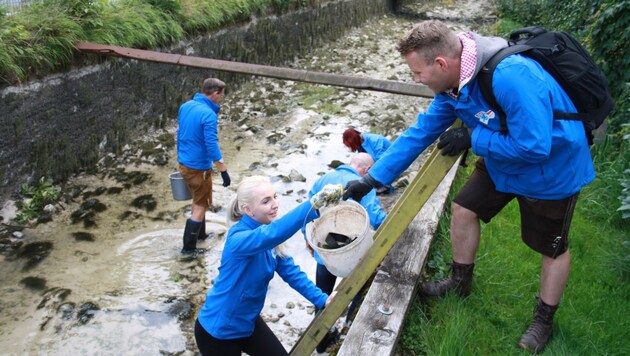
[310,184,344,209]
[325,291,337,307]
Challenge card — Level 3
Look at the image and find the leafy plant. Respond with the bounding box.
[15,177,60,224]
[589,1,630,137]
[1,0,322,84]
[0,2,83,82]
[617,124,630,219]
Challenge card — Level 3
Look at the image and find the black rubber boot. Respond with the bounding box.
[418,261,474,297]
[316,326,339,353]
[518,297,558,353]
[181,219,206,256]
[197,221,215,241]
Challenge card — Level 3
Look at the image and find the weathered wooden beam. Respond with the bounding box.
[289,126,462,355]
[74,42,434,98]
[337,157,460,355]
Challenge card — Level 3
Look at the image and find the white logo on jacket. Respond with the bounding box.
[475,110,496,125]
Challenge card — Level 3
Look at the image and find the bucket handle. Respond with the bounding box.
[302,204,317,237]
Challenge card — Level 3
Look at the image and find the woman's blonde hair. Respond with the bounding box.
[226,175,288,257]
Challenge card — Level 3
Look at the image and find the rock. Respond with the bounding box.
[77,302,100,324]
[328,160,344,169]
[19,276,47,290]
[166,300,193,321]
[288,169,306,182]
[18,241,53,271]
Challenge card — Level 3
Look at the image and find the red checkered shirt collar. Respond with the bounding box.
[447,32,477,98]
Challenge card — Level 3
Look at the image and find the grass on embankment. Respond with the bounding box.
[0,0,317,84]
[399,138,630,355]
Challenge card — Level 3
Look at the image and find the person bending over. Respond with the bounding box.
[343,128,393,194]
[343,20,594,353]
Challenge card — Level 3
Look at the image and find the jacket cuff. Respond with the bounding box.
[363,173,383,188]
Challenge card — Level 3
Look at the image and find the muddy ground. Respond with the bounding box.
[0,0,496,354]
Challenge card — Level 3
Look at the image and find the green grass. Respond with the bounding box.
[0,0,325,84]
[399,141,630,355]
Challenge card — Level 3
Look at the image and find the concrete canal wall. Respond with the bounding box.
[0,0,397,201]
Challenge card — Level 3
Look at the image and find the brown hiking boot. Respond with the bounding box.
[418,261,474,297]
[518,297,558,353]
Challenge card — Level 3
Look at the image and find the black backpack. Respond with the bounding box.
[477,26,615,144]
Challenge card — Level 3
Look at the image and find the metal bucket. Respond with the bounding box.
[169,172,191,201]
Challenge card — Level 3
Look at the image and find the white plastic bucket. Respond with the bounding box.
[306,200,374,277]
[169,172,192,201]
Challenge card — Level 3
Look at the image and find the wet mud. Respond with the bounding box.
[0,0,496,354]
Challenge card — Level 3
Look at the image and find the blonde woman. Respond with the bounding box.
[194,176,340,355]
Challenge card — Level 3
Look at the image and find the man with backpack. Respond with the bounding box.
[343,20,599,353]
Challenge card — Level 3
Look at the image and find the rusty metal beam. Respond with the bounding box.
[75,42,434,98]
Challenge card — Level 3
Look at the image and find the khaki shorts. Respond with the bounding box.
[179,164,213,208]
[453,158,579,258]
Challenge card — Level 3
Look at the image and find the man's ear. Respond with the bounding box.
[435,56,449,71]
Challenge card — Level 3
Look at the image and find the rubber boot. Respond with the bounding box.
[181,219,206,256]
[197,221,215,241]
[316,326,339,353]
[418,261,474,297]
[518,297,558,353]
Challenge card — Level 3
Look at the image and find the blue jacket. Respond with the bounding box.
[305,165,387,265]
[197,201,327,340]
[361,133,391,161]
[369,33,595,200]
[177,93,223,170]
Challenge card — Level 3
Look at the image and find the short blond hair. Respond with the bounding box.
[397,20,460,63]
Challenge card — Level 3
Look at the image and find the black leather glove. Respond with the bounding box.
[437,127,472,156]
[220,171,231,187]
[342,174,380,202]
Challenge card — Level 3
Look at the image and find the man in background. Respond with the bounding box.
[177,78,231,256]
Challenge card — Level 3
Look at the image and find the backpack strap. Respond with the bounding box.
[477,44,531,135]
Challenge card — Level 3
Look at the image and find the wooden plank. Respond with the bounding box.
[337,157,460,355]
[289,137,462,355]
[74,41,434,98]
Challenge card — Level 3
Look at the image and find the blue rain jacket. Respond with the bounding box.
[369,33,595,200]
[361,133,392,161]
[197,201,327,340]
[177,93,223,170]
